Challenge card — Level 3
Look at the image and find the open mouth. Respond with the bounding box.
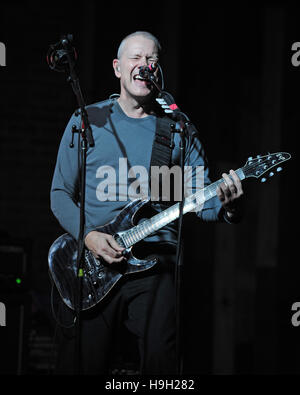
[133,74,151,87]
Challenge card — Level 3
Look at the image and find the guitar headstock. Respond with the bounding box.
[243,152,291,182]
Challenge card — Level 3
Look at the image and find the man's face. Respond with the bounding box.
[113,35,159,102]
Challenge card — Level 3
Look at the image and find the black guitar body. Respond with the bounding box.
[48,198,157,311]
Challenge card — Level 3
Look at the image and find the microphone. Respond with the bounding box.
[47,34,77,72]
[139,63,158,79]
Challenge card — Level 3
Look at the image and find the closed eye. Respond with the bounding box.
[128,55,158,62]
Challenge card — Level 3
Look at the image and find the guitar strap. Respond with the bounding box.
[149,116,175,203]
[150,116,175,168]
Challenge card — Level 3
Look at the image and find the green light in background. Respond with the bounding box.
[16,278,22,284]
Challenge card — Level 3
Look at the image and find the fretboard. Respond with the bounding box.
[120,168,245,248]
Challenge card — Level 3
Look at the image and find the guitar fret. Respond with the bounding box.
[141,224,147,237]
[124,234,131,248]
[135,227,142,242]
[131,231,138,243]
[143,222,150,236]
[148,220,155,235]
[126,233,133,245]
[129,230,137,244]
[133,228,139,242]
[138,225,144,240]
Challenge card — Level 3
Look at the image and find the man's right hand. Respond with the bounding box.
[85,231,126,264]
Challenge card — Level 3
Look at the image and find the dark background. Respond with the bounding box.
[0,0,298,374]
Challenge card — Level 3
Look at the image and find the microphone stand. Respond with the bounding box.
[63,40,95,376]
[47,35,94,375]
[148,73,189,375]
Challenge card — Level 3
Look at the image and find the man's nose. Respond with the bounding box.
[138,57,148,67]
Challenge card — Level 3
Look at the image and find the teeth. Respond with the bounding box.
[134,75,146,81]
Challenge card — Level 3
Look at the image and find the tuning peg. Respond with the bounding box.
[269,172,274,177]
[248,156,253,161]
[256,154,261,158]
[276,167,282,172]
[261,177,267,183]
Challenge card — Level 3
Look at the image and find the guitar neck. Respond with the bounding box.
[121,168,245,248]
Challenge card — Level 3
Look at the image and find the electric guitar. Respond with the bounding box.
[48,152,291,311]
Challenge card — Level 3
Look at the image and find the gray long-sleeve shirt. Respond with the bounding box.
[50,99,224,247]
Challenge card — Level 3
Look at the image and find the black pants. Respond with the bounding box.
[55,254,177,375]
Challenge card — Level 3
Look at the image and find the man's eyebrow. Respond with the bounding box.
[129,54,158,57]
[128,51,159,58]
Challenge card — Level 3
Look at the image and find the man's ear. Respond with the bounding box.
[113,59,121,78]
